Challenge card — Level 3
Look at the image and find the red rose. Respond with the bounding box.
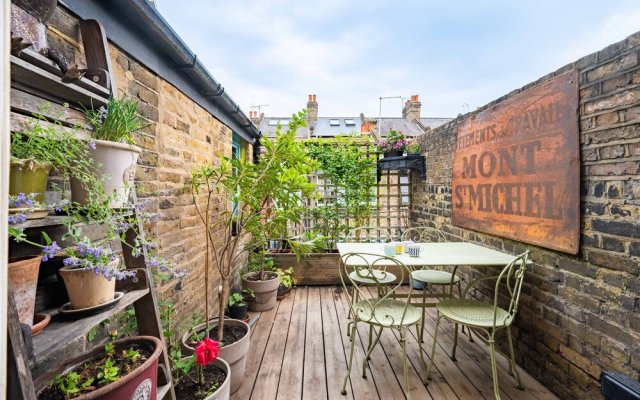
[195,337,220,366]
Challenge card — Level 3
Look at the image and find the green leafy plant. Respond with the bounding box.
[190,109,317,341]
[377,129,409,153]
[51,371,94,399]
[277,267,296,289]
[82,97,148,144]
[227,292,245,308]
[122,348,141,363]
[96,358,120,385]
[406,142,422,154]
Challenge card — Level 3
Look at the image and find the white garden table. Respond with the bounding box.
[337,241,522,342]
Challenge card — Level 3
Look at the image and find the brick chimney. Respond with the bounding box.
[248,111,262,126]
[402,94,421,121]
[307,94,318,126]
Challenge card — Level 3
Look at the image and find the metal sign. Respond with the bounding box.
[452,70,580,254]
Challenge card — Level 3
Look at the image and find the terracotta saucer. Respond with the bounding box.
[31,313,51,336]
[58,292,124,319]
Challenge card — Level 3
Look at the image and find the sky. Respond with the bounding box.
[158,1,640,119]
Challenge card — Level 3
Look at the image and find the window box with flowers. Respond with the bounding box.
[377,129,409,157]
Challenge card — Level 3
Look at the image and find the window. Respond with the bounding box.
[329,119,340,126]
[344,119,356,126]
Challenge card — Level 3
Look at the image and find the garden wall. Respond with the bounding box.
[11,3,247,345]
[412,31,640,399]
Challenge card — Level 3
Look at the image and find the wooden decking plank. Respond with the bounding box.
[335,287,408,400]
[319,287,354,400]
[276,287,309,400]
[302,287,328,400]
[250,287,296,399]
[232,298,281,400]
[331,287,380,400]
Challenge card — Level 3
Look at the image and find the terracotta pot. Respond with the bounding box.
[176,358,231,400]
[70,139,142,208]
[8,256,42,326]
[10,159,52,203]
[181,319,250,394]
[34,336,163,400]
[242,271,279,312]
[58,259,117,309]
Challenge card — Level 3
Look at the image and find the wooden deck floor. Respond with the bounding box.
[233,286,559,400]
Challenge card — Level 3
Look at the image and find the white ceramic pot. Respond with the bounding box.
[70,139,142,208]
[204,358,231,400]
[58,259,118,309]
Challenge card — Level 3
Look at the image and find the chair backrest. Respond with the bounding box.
[400,227,446,243]
[340,252,414,326]
[492,250,529,327]
[347,227,401,243]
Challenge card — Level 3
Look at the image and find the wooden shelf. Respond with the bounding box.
[31,289,149,363]
[11,49,109,109]
[11,215,66,229]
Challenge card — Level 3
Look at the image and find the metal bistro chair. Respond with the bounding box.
[340,253,425,400]
[401,227,468,343]
[424,250,530,400]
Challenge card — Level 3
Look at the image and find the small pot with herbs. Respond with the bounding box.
[225,290,254,321]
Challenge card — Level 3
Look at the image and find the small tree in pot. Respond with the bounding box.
[190,110,316,339]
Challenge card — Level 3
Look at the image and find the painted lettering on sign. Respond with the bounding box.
[452,70,580,254]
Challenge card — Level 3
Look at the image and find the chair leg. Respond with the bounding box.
[415,323,426,370]
[424,312,441,385]
[362,327,384,376]
[489,334,501,400]
[451,322,459,361]
[507,327,524,390]
[457,283,473,342]
[400,326,411,400]
[419,285,427,343]
[348,289,358,320]
[341,323,358,395]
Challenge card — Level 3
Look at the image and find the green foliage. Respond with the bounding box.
[277,267,295,289]
[122,348,141,362]
[51,371,94,399]
[82,97,148,144]
[306,135,377,248]
[189,109,317,340]
[104,342,115,357]
[96,358,120,385]
[227,292,245,307]
[406,142,421,154]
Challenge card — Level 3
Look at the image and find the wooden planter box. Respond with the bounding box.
[270,253,341,285]
[269,252,410,286]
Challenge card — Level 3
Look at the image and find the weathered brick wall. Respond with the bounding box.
[412,32,640,399]
[45,7,247,331]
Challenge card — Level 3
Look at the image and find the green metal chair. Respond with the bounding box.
[401,227,468,343]
[424,250,530,400]
[340,252,425,400]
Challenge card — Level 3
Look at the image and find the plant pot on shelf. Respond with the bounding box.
[10,159,52,203]
[69,139,142,208]
[175,357,231,400]
[34,336,163,400]
[242,271,279,311]
[181,318,250,395]
[383,150,403,158]
[8,256,41,327]
[58,259,118,310]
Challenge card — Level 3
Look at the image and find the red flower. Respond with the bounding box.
[195,337,220,366]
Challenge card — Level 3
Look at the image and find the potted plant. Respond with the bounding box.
[71,97,147,208]
[225,290,254,322]
[10,105,94,204]
[182,110,316,393]
[35,336,165,400]
[377,129,408,157]
[276,267,295,300]
[172,337,230,400]
[242,256,280,311]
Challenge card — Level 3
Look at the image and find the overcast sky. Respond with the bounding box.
[158,1,640,119]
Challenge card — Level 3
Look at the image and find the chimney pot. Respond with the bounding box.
[308,94,313,101]
[313,94,316,101]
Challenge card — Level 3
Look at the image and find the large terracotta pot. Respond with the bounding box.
[34,336,163,400]
[8,256,41,326]
[58,259,118,309]
[181,319,250,394]
[242,271,279,311]
[70,139,142,208]
[10,159,52,203]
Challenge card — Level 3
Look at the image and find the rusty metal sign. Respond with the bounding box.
[452,70,580,254]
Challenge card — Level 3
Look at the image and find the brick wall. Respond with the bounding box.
[412,32,640,399]
[45,7,247,331]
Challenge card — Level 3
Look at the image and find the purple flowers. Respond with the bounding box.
[42,241,61,262]
[8,213,27,225]
[10,193,35,208]
[377,130,409,153]
[88,140,97,150]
